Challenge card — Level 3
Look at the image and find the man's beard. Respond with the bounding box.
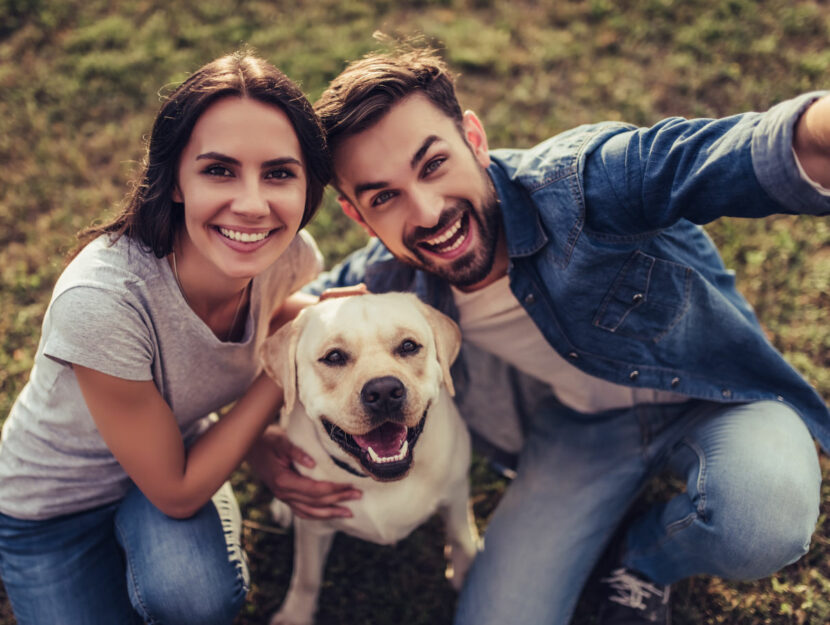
[402,181,501,289]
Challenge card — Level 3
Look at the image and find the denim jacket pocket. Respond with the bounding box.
[593,250,692,342]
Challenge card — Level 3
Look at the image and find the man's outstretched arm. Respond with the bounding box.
[794,94,830,189]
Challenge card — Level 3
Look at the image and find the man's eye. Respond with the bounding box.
[371,190,396,207]
[397,339,421,356]
[204,165,233,177]
[423,157,446,176]
[321,349,348,366]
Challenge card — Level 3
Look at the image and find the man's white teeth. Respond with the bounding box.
[439,234,464,252]
[424,217,463,248]
[219,227,270,242]
[367,439,409,464]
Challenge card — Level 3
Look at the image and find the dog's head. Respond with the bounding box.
[261,292,461,481]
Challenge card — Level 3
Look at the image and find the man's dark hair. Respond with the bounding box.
[315,42,463,161]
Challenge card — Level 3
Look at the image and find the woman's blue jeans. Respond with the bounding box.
[455,399,821,625]
[0,481,249,625]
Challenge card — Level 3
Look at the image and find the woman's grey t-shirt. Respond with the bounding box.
[0,231,321,520]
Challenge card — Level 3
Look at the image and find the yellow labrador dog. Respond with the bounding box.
[260,292,480,625]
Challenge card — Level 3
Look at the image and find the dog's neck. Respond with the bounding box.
[329,454,369,478]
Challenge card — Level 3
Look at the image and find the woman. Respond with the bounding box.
[0,51,330,624]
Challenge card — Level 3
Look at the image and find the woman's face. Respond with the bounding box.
[173,96,307,282]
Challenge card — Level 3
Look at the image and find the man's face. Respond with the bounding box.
[333,94,506,291]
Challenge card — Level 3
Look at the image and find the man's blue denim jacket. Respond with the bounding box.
[308,92,830,454]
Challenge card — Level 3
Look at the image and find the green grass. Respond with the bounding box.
[1,0,829,623]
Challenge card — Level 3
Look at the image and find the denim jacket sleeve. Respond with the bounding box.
[302,238,394,295]
[583,92,830,235]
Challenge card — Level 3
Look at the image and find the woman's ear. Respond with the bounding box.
[338,196,376,237]
[172,185,184,204]
[462,110,491,169]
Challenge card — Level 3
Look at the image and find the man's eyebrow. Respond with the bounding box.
[353,136,441,200]
[354,181,389,199]
[411,135,439,169]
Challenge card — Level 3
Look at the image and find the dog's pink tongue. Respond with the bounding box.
[353,422,407,457]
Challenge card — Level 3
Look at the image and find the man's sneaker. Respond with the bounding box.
[596,566,671,624]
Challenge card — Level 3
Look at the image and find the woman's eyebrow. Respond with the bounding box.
[195,152,301,168]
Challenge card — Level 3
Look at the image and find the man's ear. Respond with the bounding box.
[462,110,491,169]
[338,196,377,237]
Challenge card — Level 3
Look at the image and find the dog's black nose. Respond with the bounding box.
[360,376,406,416]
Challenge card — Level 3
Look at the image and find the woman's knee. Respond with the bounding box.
[131,564,246,625]
[116,488,249,624]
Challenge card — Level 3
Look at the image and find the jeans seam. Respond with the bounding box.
[630,437,708,564]
[114,514,156,625]
[663,437,708,538]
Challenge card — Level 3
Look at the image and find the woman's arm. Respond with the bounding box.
[74,365,282,518]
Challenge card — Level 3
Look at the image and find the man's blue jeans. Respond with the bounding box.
[0,481,249,625]
[455,398,821,625]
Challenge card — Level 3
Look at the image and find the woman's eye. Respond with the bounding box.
[397,339,421,356]
[204,165,233,177]
[321,349,348,366]
[265,168,295,180]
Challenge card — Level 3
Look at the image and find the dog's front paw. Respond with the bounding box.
[444,541,478,591]
[269,608,313,625]
[269,588,318,625]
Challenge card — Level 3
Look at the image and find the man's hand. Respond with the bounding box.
[319,283,370,300]
[794,94,830,188]
[246,423,361,519]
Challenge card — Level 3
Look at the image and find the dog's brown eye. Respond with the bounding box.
[321,349,348,366]
[398,339,421,356]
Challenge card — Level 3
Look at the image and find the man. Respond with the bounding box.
[256,46,830,624]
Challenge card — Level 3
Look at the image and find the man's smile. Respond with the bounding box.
[416,211,471,258]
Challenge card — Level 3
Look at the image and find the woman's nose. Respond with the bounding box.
[231,179,270,218]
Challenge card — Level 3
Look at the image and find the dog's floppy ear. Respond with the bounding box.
[413,298,462,397]
[259,312,309,417]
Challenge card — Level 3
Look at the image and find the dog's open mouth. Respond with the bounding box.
[322,413,427,480]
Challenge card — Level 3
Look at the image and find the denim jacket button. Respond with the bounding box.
[722,388,732,398]
[631,293,644,303]
[524,293,536,305]
[629,370,640,380]
[671,377,680,387]
[568,351,579,360]
[777,395,784,401]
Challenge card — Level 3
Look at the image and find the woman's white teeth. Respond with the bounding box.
[219,227,270,242]
[367,440,409,464]
[424,217,463,248]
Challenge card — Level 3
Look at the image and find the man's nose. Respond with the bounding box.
[407,187,442,229]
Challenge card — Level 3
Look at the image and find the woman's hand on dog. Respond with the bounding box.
[246,423,361,519]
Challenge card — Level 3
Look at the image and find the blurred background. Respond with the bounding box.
[1,0,828,622]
